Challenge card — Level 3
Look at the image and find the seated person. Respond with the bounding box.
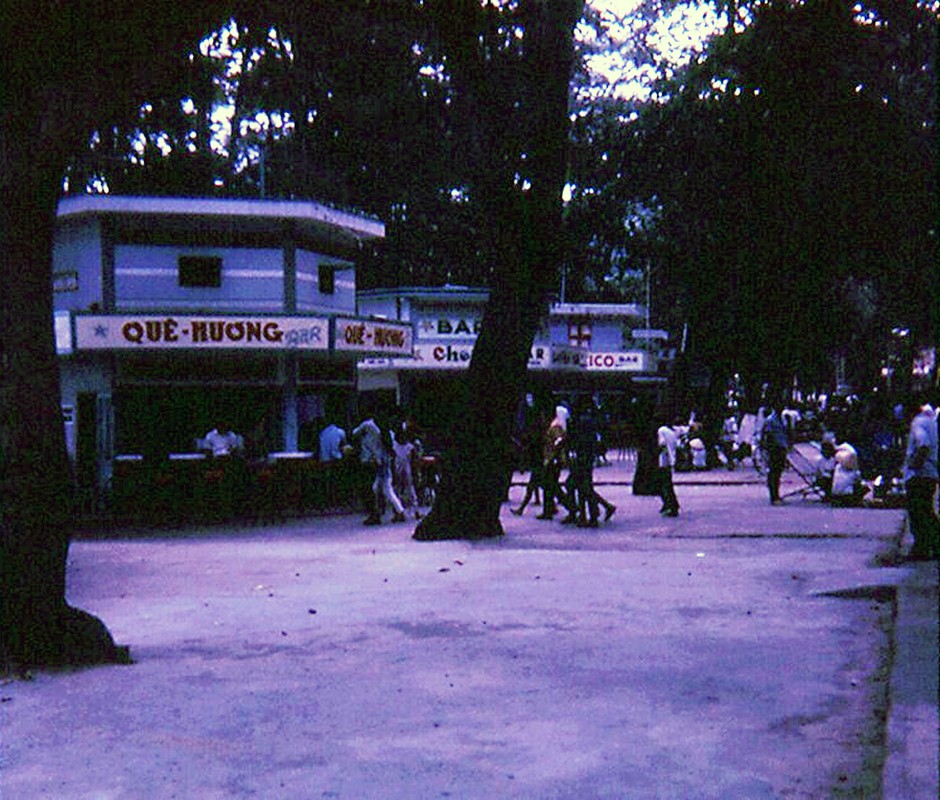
[319,422,347,462]
[814,440,837,496]
[204,422,244,457]
[830,443,868,506]
[688,424,708,470]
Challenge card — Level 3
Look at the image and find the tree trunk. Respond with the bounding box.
[0,175,127,670]
[414,0,583,541]
[0,0,307,669]
[0,58,128,672]
[413,262,547,541]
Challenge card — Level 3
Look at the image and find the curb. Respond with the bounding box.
[881,560,940,799]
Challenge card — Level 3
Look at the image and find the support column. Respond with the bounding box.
[281,353,299,451]
[283,222,296,313]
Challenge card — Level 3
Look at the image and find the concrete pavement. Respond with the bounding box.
[1,460,936,799]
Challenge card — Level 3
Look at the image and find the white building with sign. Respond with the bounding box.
[356,286,671,433]
[53,194,410,506]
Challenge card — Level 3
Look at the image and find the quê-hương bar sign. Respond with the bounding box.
[75,314,330,350]
[333,317,413,357]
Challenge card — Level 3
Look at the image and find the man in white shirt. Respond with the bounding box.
[657,416,681,517]
[352,416,405,525]
[903,398,938,560]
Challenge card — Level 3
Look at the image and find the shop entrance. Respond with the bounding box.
[113,386,280,458]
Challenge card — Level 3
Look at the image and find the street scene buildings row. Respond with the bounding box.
[51,194,673,507]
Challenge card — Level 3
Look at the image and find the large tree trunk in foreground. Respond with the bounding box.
[0,128,127,670]
[0,0,250,671]
[0,6,135,669]
[413,267,547,540]
[414,0,583,540]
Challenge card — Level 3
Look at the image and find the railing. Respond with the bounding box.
[108,452,367,524]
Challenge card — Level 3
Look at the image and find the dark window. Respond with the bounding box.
[318,264,335,295]
[179,255,222,288]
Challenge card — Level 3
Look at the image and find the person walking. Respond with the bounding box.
[566,397,615,527]
[392,426,422,521]
[353,415,406,525]
[657,415,681,517]
[760,405,790,505]
[721,412,739,470]
[511,410,547,516]
[537,405,573,520]
[902,397,938,560]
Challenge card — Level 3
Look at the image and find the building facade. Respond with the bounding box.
[52,195,411,506]
[356,286,672,433]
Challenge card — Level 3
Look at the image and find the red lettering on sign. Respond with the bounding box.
[344,324,365,345]
[374,327,405,348]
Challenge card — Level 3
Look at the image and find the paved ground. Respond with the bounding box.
[1,459,937,799]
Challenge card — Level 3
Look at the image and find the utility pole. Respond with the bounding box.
[645,260,651,369]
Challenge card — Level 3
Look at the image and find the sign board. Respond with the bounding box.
[549,345,585,370]
[416,316,482,339]
[584,351,646,372]
[54,311,73,354]
[359,343,589,371]
[75,314,330,351]
[333,317,413,357]
[362,343,472,369]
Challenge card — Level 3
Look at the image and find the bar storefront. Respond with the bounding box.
[356,287,671,438]
[51,194,406,517]
[57,311,412,517]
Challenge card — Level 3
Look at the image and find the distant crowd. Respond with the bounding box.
[181,384,937,562]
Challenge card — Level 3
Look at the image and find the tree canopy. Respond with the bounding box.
[62,1,937,396]
[566,0,937,395]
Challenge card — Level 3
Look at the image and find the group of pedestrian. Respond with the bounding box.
[351,413,425,526]
[511,398,617,528]
[758,393,938,560]
[342,388,938,564]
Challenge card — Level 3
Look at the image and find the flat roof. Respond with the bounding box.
[358,285,491,302]
[550,302,646,318]
[359,290,650,319]
[56,194,385,247]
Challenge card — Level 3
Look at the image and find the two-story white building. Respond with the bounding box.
[52,195,411,506]
[356,286,671,433]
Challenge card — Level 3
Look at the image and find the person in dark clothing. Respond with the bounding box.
[565,399,616,527]
[760,406,790,504]
[902,398,939,560]
[511,410,547,516]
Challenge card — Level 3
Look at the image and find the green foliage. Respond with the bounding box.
[574,0,937,390]
[60,1,937,392]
